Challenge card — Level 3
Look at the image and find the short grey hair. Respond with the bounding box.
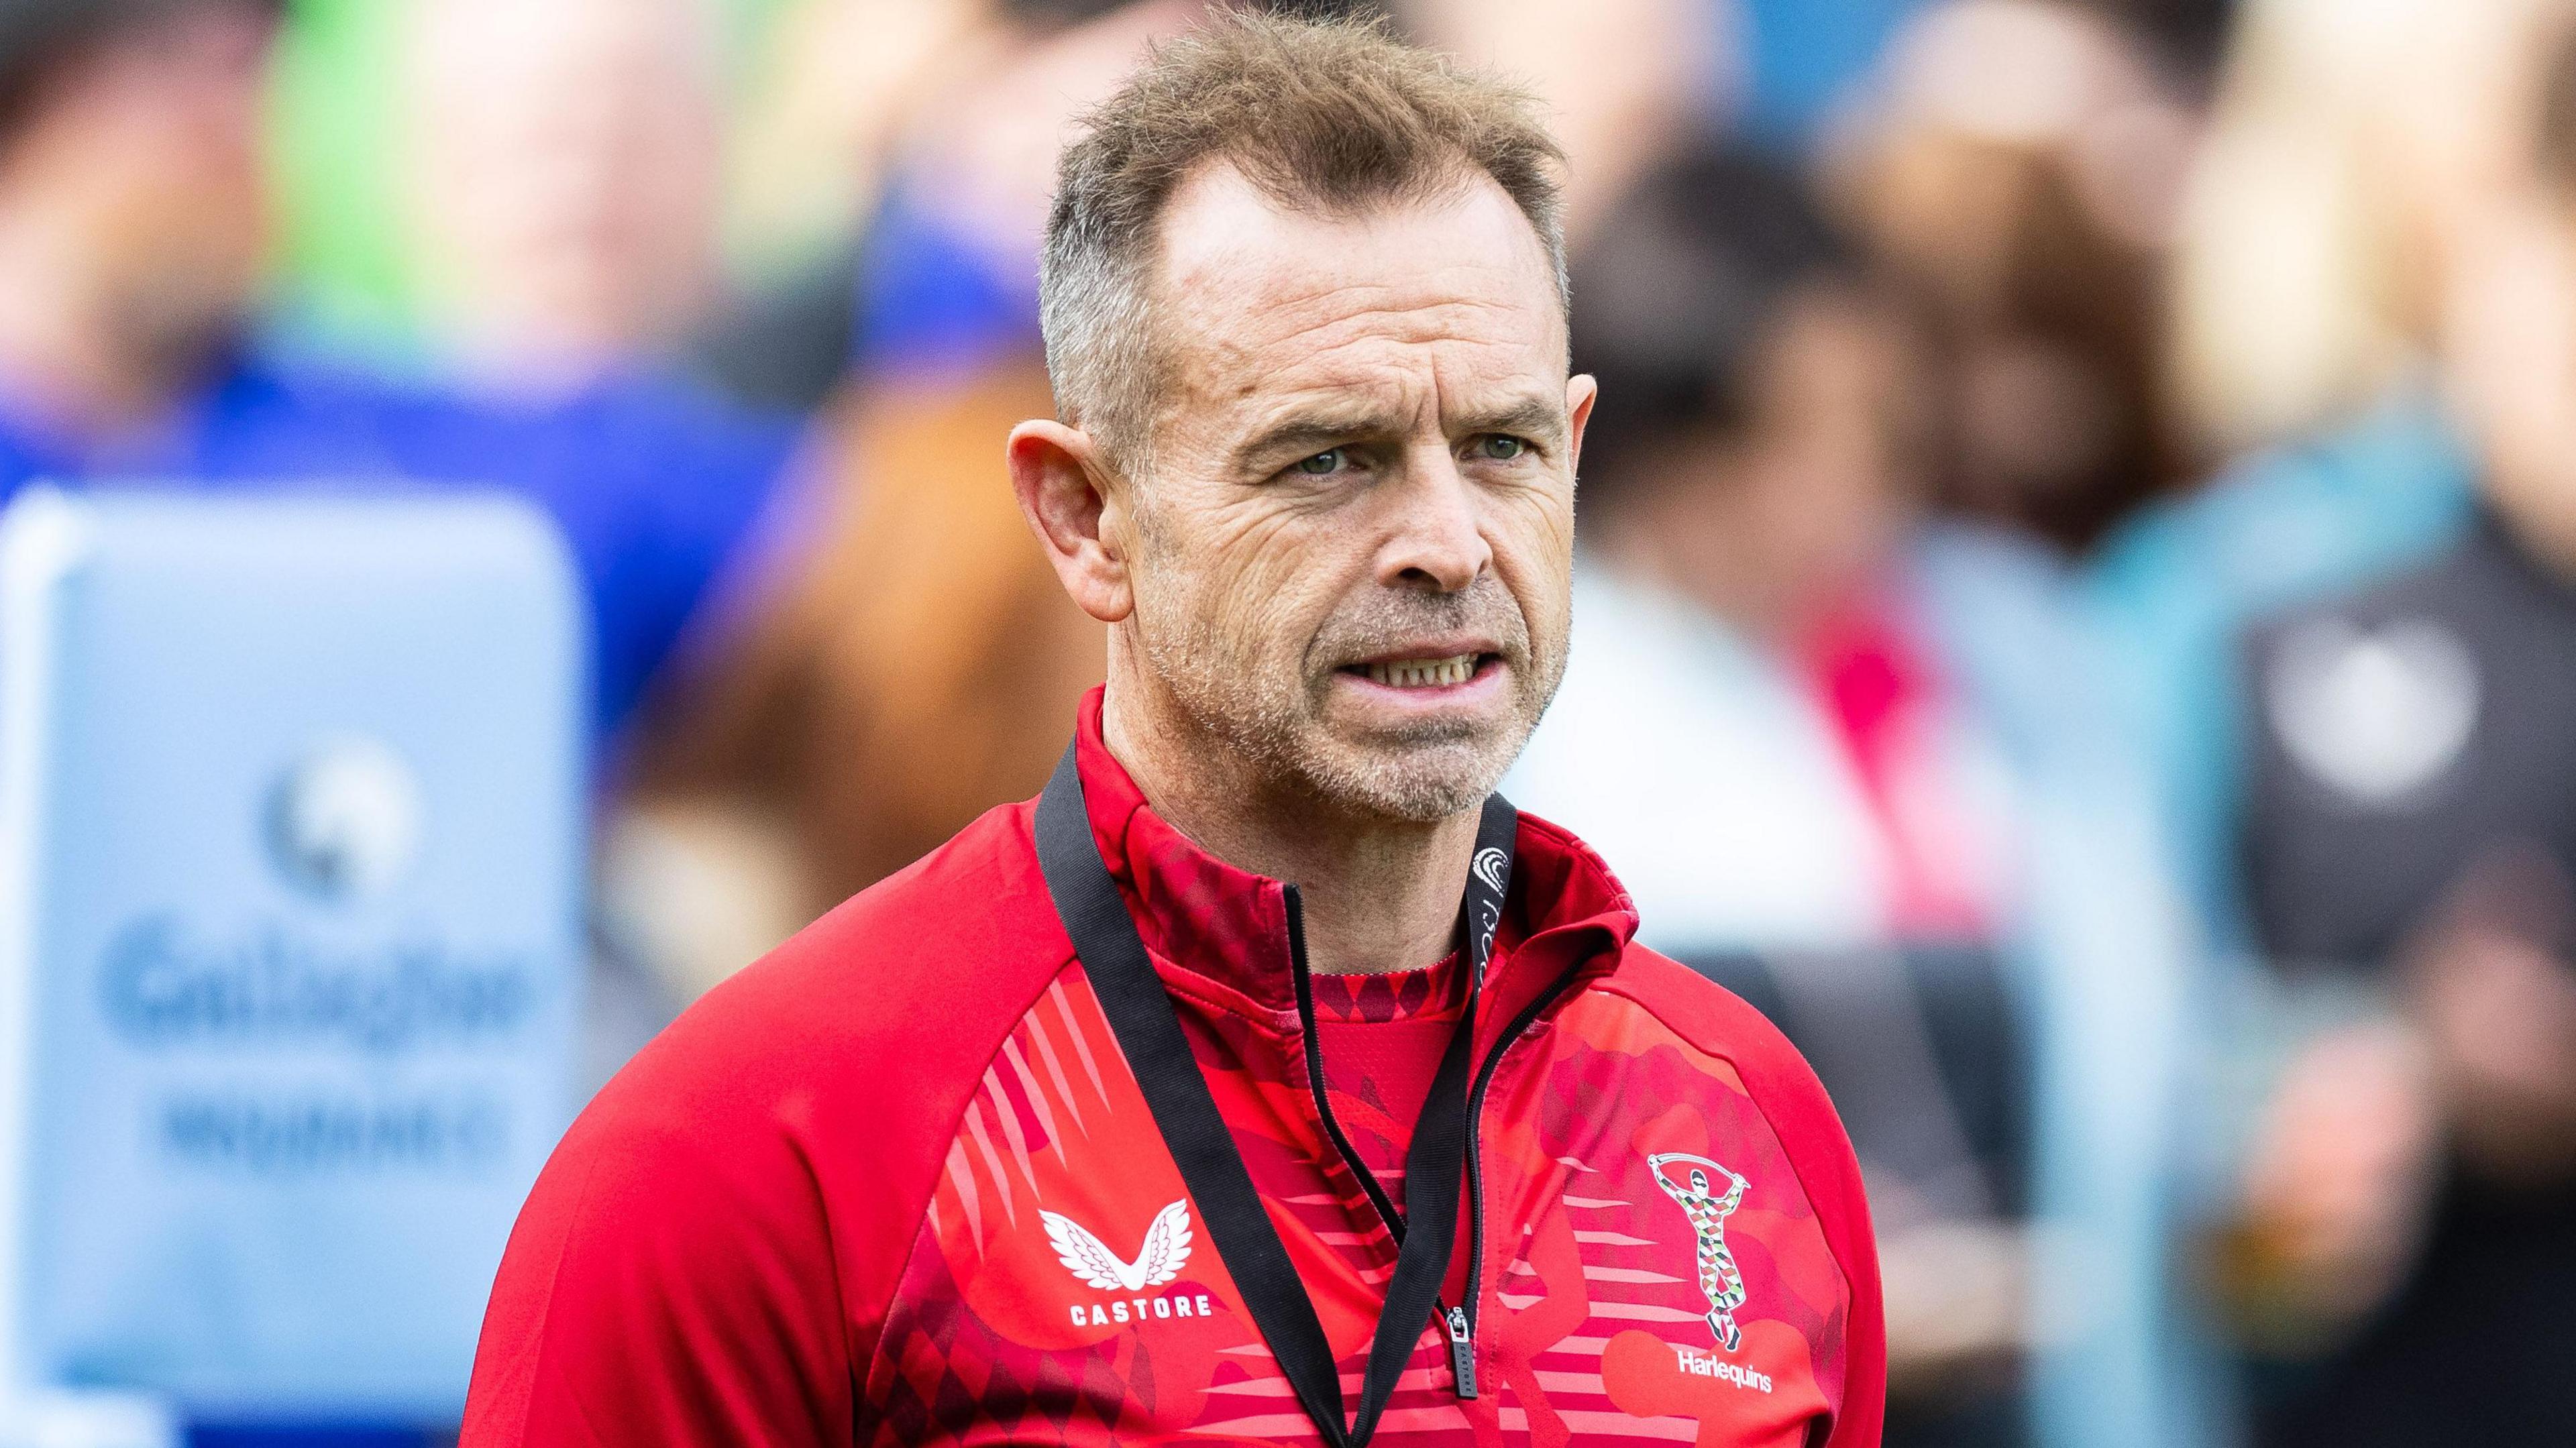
[1038,10,1570,477]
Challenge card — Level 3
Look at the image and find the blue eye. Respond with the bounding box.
[1294,449,1346,476]
[1478,435,1527,460]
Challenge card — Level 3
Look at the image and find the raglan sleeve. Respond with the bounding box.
[458,846,1047,1448]
[1786,1078,1884,1448]
[458,1081,860,1448]
[1738,1016,1886,1448]
[1615,947,1889,1445]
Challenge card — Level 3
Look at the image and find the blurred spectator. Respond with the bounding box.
[690,0,1327,412]
[624,1,1208,985]
[401,0,731,392]
[2202,14,2576,1442]
[692,0,996,412]
[1693,0,2232,154]
[0,0,799,747]
[1827,0,2204,551]
[2100,0,2237,80]
[1403,0,1732,244]
[1511,146,1934,950]
[2092,0,2568,920]
[721,0,987,280]
[2083,0,2575,963]
[1733,0,1921,144]
[2087,404,2475,955]
[2165,0,2565,460]
[1504,140,2205,1448]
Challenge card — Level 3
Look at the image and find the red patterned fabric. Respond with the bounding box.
[1312,954,1466,1215]
[462,688,1884,1448]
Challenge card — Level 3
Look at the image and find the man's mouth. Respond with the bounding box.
[1344,653,1496,689]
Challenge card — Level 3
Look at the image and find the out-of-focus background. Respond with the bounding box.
[3,0,2575,1443]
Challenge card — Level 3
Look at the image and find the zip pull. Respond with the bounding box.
[1444,1303,1479,1400]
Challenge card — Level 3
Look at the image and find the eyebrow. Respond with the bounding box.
[1232,414,1395,471]
[1230,394,1566,473]
[1460,396,1568,447]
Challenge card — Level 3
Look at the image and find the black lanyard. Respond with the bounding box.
[1033,744,1515,1448]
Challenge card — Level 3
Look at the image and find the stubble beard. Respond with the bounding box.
[1132,574,1562,826]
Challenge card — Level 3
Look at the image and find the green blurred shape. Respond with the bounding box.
[263,0,773,358]
[266,0,424,355]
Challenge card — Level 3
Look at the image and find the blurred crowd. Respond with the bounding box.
[12,0,2576,1442]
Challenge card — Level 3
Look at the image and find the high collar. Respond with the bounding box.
[1070,687,1641,1027]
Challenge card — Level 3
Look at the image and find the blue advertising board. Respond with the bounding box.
[0,490,586,1430]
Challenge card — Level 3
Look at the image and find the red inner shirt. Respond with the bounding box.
[1307,951,1468,1217]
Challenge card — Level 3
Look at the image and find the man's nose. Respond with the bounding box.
[1379,450,1492,592]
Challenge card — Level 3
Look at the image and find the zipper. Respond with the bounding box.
[1444,1303,1478,1398]
[1289,885,1588,1405]
[1284,884,1479,1396]
[1451,966,1585,1390]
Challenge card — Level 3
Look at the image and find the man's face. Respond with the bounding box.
[1116,166,1590,822]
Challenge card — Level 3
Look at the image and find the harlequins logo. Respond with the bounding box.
[1647,1152,1750,1351]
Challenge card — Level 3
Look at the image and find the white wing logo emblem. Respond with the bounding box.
[1041,1199,1194,1292]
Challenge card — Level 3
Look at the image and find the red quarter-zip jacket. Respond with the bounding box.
[462,691,1884,1447]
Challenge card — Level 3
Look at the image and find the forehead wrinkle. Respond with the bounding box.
[1164,223,1550,330]
[1161,206,1552,314]
[1219,266,1542,347]
[1171,309,1542,448]
[1234,380,1428,459]
[1250,325,1538,412]
[1147,164,1566,357]
[1226,347,1562,473]
[1152,223,1568,469]
[1195,293,1558,414]
[1250,256,1535,312]
[1268,321,1536,382]
[1172,274,1540,365]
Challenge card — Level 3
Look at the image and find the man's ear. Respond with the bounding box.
[1564,373,1599,480]
[1008,419,1134,624]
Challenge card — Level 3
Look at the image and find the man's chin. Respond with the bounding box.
[1292,732,1520,824]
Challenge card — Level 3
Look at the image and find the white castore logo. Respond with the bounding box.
[1472,846,1510,893]
[1042,1199,1193,1292]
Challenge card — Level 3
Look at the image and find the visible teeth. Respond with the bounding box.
[1365,654,1478,688]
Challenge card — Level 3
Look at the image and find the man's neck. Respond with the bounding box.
[1102,677,1481,978]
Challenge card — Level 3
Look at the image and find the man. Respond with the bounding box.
[462,14,1884,1447]
[0,0,798,743]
